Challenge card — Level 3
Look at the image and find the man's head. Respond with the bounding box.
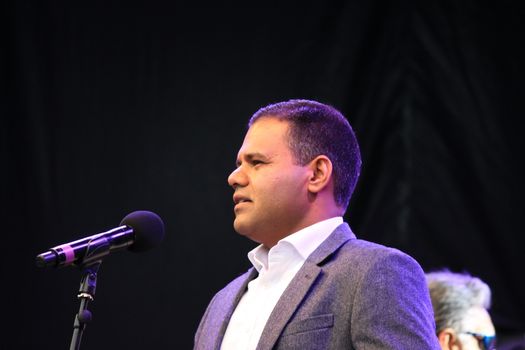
[426,270,496,350]
[227,99,361,247]
[249,99,361,209]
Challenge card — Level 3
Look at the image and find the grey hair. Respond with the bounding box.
[425,269,492,333]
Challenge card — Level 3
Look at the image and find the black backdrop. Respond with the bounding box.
[3,1,524,349]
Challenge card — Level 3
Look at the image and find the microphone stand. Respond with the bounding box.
[70,262,100,350]
[69,236,110,350]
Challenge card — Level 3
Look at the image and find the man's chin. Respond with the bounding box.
[233,219,261,242]
[233,219,250,236]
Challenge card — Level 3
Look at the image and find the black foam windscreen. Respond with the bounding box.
[120,210,165,252]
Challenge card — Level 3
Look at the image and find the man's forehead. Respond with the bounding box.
[235,119,290,161]
[240,120,287,146]
[236,138,277,160]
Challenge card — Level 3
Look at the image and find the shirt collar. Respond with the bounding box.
[247,217,343,272]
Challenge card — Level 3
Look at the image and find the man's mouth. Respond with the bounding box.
[233,194,252,205]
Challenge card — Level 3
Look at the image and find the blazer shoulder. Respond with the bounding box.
[335,238,425,274]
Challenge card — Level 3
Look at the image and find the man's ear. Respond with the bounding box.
[437,328,461,350]
[307,155,333,194]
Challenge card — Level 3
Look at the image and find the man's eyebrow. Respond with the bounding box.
[235,152,270,166]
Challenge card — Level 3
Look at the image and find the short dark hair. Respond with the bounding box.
[249,99,361,210]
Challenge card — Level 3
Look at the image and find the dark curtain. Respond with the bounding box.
[3,1,524,348]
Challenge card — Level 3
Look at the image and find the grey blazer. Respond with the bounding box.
[194,223,440,349]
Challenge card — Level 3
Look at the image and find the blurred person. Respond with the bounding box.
[194,99,440,349]
[426,270,496,350]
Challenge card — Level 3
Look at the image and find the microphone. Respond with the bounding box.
[35,210,165,268]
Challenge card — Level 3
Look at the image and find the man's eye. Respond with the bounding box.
[252,160,263,166]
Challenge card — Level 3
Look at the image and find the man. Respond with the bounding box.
[426,270,496,350]
[194,99,440,349]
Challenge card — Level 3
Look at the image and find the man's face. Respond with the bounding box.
[227,117,311,247]
[457,307,496,350]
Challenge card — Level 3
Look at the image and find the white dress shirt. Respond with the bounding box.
[220,217,343,350]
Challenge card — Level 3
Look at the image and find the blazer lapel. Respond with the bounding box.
[255,223,355,349]
[255,263,321,350]
[213,268,259,349]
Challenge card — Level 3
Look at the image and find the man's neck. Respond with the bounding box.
[261,214,343,248]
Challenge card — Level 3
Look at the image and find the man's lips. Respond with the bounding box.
[233,194,252,205]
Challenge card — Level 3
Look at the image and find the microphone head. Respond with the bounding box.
[120,210,165,252]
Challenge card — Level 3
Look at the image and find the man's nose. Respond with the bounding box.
[228,166,248,188]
